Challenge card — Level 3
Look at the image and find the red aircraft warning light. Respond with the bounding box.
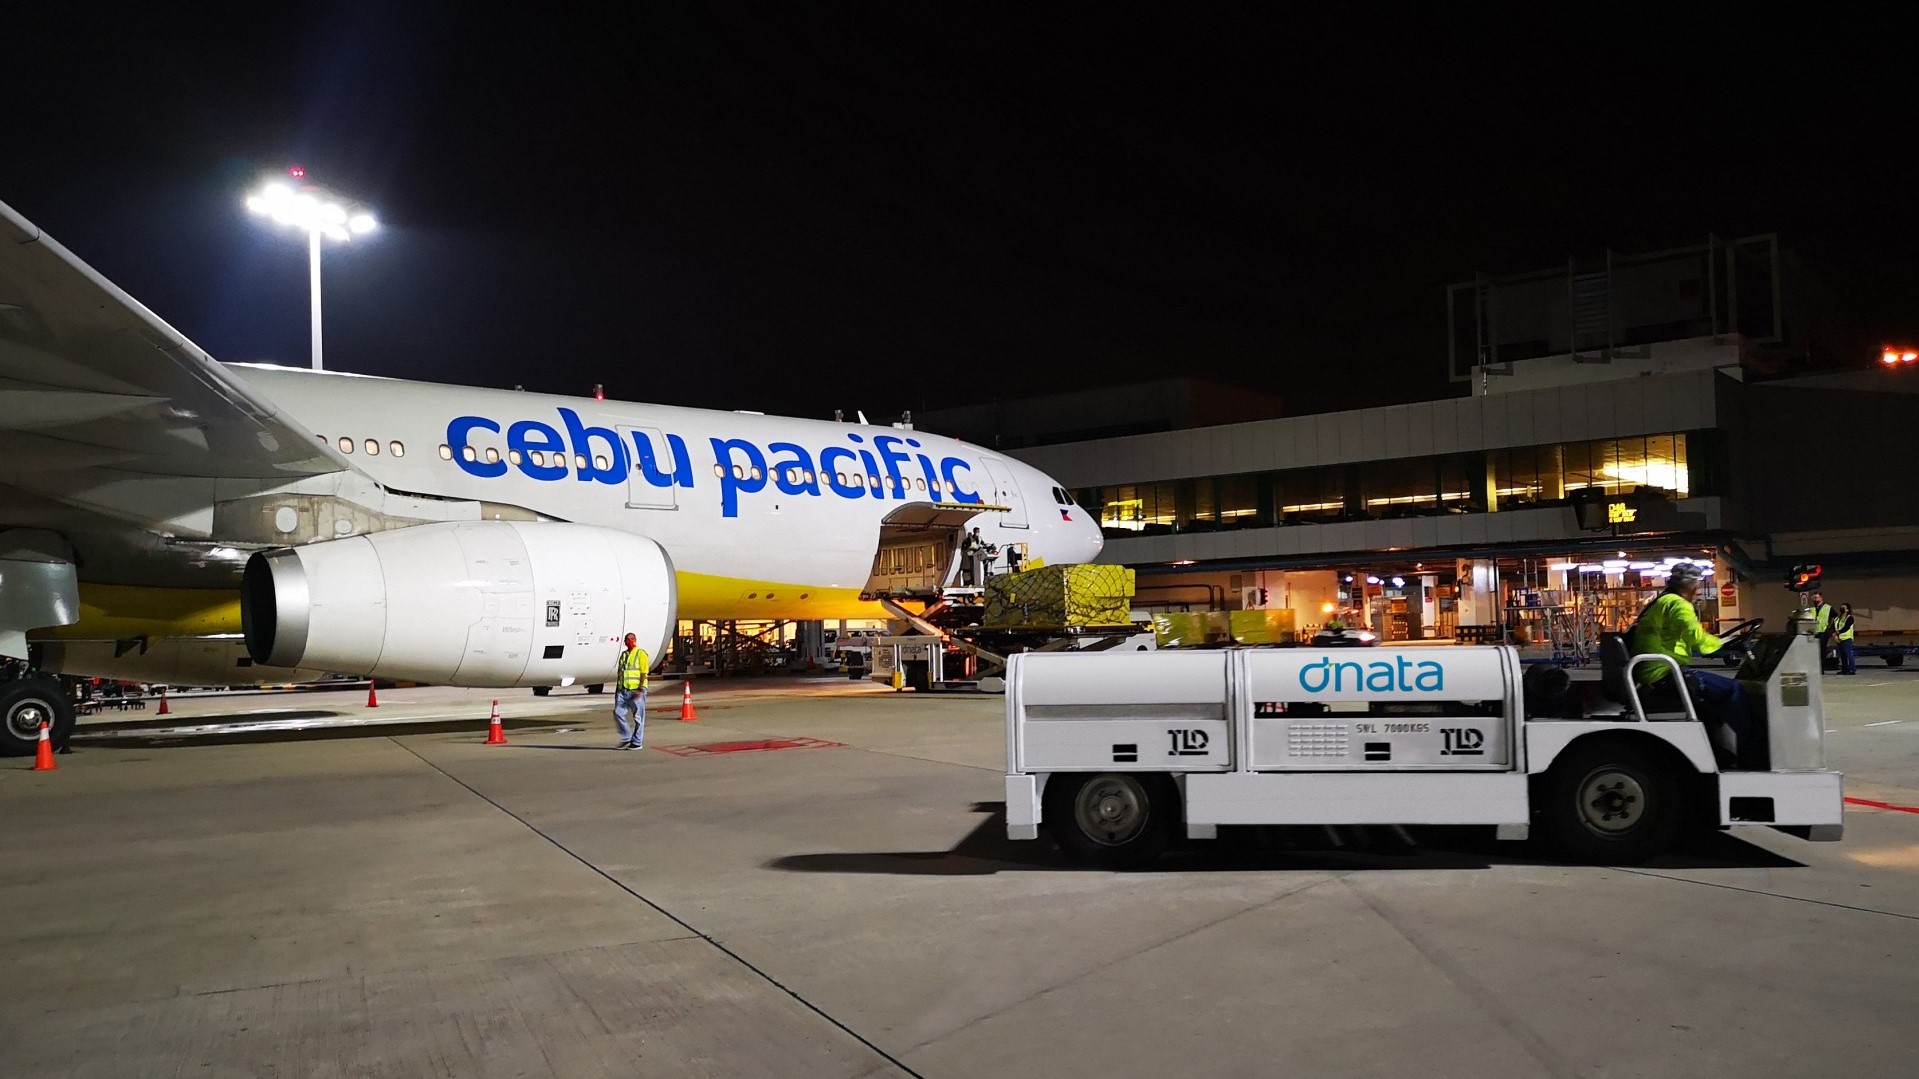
[289,165,306,180]
[1883,346,1917,366]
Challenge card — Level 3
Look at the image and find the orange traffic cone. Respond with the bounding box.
[366,682,380,708]
[156,686,169,716]
[678,678,700,722]
[484,699,508,745]
[32,721,57,772]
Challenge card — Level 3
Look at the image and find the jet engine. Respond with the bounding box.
[242,521,675,687]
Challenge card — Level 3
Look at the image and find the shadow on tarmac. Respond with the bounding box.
[65,717,571,749]
[765,802,1806,875]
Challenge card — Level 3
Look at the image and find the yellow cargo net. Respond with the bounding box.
[983,565,1136,630]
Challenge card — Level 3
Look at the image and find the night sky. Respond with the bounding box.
[4,6,1912,422]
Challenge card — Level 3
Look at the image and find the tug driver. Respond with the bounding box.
[1628,562,1761,768]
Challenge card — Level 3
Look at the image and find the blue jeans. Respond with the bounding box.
[1838,640,1857,675]
[1683,669,1763,769]
[614,687,646,747]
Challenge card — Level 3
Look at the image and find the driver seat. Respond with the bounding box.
[1599,632,1742,767]
[1598,632,1695,721]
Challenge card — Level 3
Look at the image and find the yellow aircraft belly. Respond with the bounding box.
[34,574,884,642]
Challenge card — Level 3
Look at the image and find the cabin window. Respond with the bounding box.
[595,455,610,471]
[438,444,452,460]
[508,450,523,466]
[390,442,405,458]
[461,446,476,463]
[338,437,354,454]
[484,447,500,464]
[365,439,381,456]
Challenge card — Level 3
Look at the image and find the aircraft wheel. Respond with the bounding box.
[1046,772,1173,869]
[1539,739,1682,864]
[0,679,75,757]
[1887,654,1905,668]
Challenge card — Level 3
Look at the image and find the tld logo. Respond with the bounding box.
[1440,727,1484,756]
[1168,729,1210,756]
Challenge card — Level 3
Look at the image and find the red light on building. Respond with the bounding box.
[592,383,605,400]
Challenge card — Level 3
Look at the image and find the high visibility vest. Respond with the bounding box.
[1812,603,1832,633]
[618,647,650,691]
[1835,615,1856,642]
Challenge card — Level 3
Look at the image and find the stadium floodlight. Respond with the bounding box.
[245,167,378,370]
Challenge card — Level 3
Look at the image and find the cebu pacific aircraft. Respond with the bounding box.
[0,196,1102,753]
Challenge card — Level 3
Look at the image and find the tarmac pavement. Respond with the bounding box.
[3,673,1917,1077]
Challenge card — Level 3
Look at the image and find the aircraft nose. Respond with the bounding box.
[1075,511,1105,563]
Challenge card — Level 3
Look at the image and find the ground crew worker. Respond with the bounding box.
[1628,563,1761,768]
[614,632,650,750]
[1808,590,1834,661]
[1833,603,1857,676]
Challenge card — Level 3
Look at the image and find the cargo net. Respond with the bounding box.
[983,565,1136,630]
[1152,609,1298,648]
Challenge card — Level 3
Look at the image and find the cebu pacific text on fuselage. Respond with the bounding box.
[446,408,984,517]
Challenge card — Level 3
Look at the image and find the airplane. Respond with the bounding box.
[0,196,1104,754]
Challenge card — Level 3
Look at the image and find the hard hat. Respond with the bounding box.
[1668,563,1705,586]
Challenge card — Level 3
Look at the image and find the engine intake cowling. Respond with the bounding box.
[243,521,675,687]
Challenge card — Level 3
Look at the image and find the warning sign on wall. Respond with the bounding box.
[1719,581,1737,605]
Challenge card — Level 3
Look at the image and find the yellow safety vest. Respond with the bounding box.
[618,647,650,691]
[1835,615,1855,642]
[1811,603,1832,633]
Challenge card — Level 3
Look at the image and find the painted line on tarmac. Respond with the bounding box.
[1864,720,1904,727]
[1866,682,1893,687]
[1624,869,1919,922]
[1846,797,1919,816]
[390,738,925,1079]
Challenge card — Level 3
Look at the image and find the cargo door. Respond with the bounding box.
[863,504,981,597]
[982,457,1028,528]
[620,426,678,510]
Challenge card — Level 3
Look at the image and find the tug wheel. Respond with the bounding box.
[1046,772,1174,869]
[1538,739,1683,864]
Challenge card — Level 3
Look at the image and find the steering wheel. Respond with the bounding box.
[1718,617,1764,650]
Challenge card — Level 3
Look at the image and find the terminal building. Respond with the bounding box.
[923,236,1919,659]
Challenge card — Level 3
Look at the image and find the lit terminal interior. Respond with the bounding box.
[924,237,1919,661]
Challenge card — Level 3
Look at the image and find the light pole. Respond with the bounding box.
[245,167,377,371]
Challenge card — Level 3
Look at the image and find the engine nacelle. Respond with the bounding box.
[243,521,675,687]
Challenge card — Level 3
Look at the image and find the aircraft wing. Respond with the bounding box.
[0,197,359,586]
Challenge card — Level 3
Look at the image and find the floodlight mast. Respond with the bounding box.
[244,167,377,371]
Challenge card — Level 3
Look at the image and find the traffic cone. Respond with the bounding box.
[484,699,508,745]
[366,682,380,708]
[32,721,56,772]
[156,686,169,716]
[678,678,700,722]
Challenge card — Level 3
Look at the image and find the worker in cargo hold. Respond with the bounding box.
[961,527,995,586]
[1628,563,1761,767]
[614,633,650,750]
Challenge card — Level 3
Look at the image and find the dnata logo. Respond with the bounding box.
[1299,655,1445,693]
[447,408,982,517]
